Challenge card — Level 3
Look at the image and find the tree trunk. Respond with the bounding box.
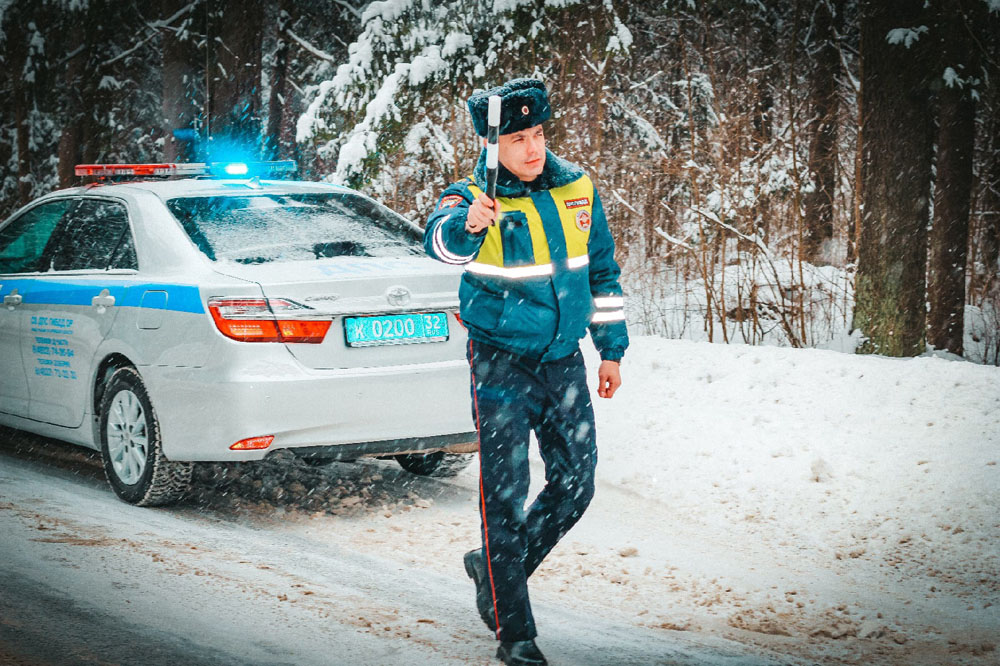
[975,9,1000,302]
[0,126,10,206]
[848,48,862,266]
[77,3,104,165]
[750,9,777,243]
[15,80,31,205]
[208,0,263,159]
[57,22,86,188]
[981,110,1000,299]
[8,8,33,205]
[853,0,934,357]
[162,0,197,162]
[752,18,775,148]
[927,0,980,356]
[265,0,293,161]
[802,0,843,263]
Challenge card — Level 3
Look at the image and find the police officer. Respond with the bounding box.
[424,78,628,666]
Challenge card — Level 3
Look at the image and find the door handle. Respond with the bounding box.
[92,289,116,308]
[3,290,21,308]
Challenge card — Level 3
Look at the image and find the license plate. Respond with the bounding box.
[343,312,449,347]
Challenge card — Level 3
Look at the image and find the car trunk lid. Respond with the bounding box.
[211,256,466,369]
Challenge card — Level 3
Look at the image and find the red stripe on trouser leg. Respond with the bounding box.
[469,339,502,640]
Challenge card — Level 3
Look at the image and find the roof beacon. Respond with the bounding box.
[74,161,297,179]
[74,163,207,177]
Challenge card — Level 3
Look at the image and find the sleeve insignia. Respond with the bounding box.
[438,195,464,209]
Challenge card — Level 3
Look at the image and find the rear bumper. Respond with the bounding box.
[143,351,477,461]
[290,432,478,462]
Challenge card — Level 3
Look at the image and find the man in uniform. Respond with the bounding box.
[424,78,628,666]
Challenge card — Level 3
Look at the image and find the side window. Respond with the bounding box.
[51,199,138,271]
[0,200,74,274]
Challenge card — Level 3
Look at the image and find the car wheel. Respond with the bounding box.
[394,451,474,477]
[99,367,192,506]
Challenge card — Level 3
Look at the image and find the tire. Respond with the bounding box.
[98,367,192,506]
[394,451,474,478]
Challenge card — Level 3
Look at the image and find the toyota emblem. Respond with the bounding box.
[386,286,411,306]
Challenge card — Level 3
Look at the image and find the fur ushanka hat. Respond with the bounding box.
[467,78,552,137]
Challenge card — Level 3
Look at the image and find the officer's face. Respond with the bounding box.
[497,125,546,182]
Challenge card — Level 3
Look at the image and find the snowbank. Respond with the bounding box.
[593,337,999,582]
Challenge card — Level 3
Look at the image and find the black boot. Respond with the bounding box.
[496,639,547,666]
[464,549,497,632]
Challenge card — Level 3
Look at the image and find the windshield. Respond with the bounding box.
[165,192,423,264]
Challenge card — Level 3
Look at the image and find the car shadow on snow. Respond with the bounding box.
[188,453,473,520]
[0,426,472,520]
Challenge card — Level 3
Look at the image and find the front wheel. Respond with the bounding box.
[394,451,474,478]
[99,367,192,506]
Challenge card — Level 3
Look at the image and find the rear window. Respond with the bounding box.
[165,192,423,264]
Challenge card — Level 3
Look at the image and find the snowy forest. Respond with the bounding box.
[2,0,999,364]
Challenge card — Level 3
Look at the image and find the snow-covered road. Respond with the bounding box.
[2,337,997,665]
[0,433,776,666]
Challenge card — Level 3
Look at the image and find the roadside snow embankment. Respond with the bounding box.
[583,338,998,659]
[594,339,999,572]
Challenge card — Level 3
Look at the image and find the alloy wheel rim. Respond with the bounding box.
[106,389,148,485]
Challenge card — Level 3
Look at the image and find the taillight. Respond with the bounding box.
[453,311,465,329]
[230,435,274,450]
[208,297,331,343]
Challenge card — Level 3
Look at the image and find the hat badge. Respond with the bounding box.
[521,105,530,115]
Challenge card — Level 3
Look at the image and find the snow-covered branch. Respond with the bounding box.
[331,0,363,20]
[55,45,85,68]
[690,205,769,254]
[628,71,663,91]
[101,1,200,68]
[612,190,639,214]
[654,227,694,251]
[286,28,344,60]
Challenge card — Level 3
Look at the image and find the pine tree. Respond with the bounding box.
[927,0,984,356]
[802,0,844,263]
[853,0,935,356]
[297,0,632,217]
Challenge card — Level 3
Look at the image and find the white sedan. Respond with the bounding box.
[0,162,477,506]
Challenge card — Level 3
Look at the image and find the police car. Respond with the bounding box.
[0,161,477,506]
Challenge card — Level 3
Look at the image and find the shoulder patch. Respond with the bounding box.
[565,197,590,209]
[438,195,464,209]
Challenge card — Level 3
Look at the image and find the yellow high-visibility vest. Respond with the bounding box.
[466,174,595,279]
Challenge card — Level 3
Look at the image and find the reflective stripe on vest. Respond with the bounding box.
[466,262,554,278]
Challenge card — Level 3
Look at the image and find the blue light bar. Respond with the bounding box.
[207,161,297,178]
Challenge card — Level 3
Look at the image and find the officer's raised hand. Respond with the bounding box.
[597,360,622,399]
[466,193,499,234]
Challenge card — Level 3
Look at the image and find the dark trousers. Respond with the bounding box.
[467,340,597,642]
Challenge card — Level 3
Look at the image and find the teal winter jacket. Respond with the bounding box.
[424,149,628,363]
